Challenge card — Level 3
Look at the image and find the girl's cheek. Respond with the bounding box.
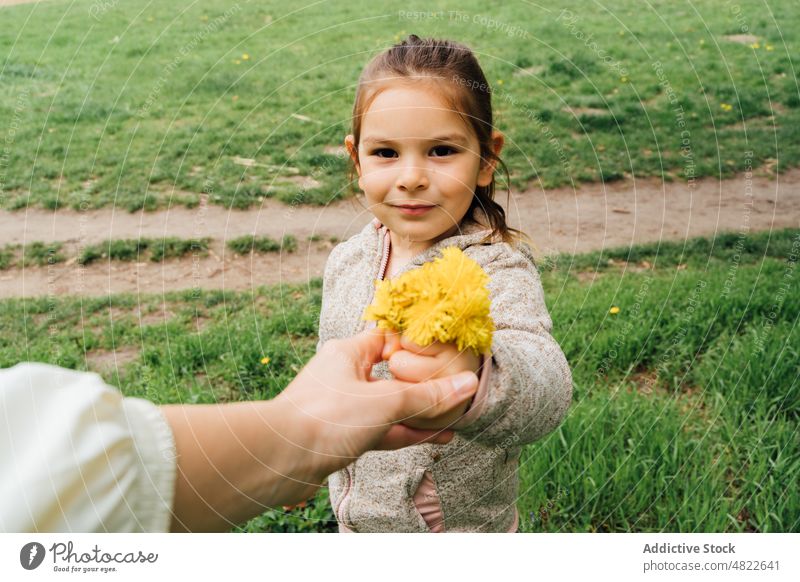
[362,172,392,195]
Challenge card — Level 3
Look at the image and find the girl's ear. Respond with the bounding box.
[476,131,504,188]
[344,134,362,177]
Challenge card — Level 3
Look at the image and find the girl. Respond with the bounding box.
[317,34,572,532]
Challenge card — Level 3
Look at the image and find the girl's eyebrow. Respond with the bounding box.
[362,134,469,146]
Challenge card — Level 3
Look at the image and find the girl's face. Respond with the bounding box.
[345,83,503,251]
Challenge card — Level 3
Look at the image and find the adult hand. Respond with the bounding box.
[273,327,480,467]
[381,332,482,429]
[163,328,479,531]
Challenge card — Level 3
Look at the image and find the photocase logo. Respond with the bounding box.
[20,542,46,570]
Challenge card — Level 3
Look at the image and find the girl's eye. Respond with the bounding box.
[430,145,457,157]
[372,148,397,159]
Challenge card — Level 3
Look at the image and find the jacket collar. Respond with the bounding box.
[372,214,499,278]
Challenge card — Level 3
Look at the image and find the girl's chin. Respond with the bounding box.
[389,224,454,244]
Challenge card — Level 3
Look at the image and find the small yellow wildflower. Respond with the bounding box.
[620,76,628,83]
[609,306,620,315]
[766,44,774,51]
[497,79,504,85]
[261,356,271,365]
[720,103,733,112]
[242,53,250,60]
[750,42,760,49]
[363,247,494,354]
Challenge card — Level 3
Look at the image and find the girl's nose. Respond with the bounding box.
[396,160,429,192]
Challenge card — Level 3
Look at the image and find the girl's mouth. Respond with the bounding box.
[392,204,435,216]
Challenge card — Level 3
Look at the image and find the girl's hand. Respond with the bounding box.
[383,333,481,378]
[382,333,481,429]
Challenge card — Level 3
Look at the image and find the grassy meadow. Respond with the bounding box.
[1,0,799,210]
[1,228,797,533]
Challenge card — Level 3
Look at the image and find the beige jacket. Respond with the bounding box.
[318,217,573,532]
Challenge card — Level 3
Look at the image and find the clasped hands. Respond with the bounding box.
[381,331,481,430]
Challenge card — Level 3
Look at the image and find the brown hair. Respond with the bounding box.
[347,34,526,245]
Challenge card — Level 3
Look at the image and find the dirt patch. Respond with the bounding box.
[140,306,175,326]
[514,65,546,77]
[281,175,322,190]
[0,0,42,6]
[1,168,799,298]
[629,369,662,395]
[723,34,759,44]
[627,369,708,419]
[323,145,348,157]
[0,239,330,298]
[85,345,140,374]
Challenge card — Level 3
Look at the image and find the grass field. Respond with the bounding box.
[2,228,797,532]
[1,0,798,210]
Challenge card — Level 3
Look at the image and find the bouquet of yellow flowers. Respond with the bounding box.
[362,247,494,355]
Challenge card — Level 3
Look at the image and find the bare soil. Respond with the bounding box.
[1,168,798,298]
[0,0,43,7]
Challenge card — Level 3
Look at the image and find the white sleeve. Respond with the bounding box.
[0,363,177,532]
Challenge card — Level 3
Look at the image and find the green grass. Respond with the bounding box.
[151,237,211,261]
[0,248,12,270]
[227,234,297,254]
[540,228,800,273]
[22,241,65,266]
[308,234,340,243]
[78,237,210,265]
[0,229,797,532]
[0,242,65,269]
[1,0,798,210]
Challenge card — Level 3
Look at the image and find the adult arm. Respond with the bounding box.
[0,330,478,532]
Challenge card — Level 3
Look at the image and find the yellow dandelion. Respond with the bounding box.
[750,42,760,49]
[242,53,250,60]
[766,45,774,51]
[609,306,620,315]
[363,247,494,355]
[497,79,504,85]
[261,356,271,365]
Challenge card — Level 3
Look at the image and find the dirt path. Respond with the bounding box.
[0,0,44,7]
[1,168,798,298]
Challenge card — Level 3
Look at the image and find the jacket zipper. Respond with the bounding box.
[337,226,391,529]
[377,229,391,281]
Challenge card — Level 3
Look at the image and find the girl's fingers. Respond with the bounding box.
[399,335,445,356]
[388,350,444,383]
[382,331,402,360]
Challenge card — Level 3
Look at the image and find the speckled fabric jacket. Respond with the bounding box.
[317,217,573,532]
